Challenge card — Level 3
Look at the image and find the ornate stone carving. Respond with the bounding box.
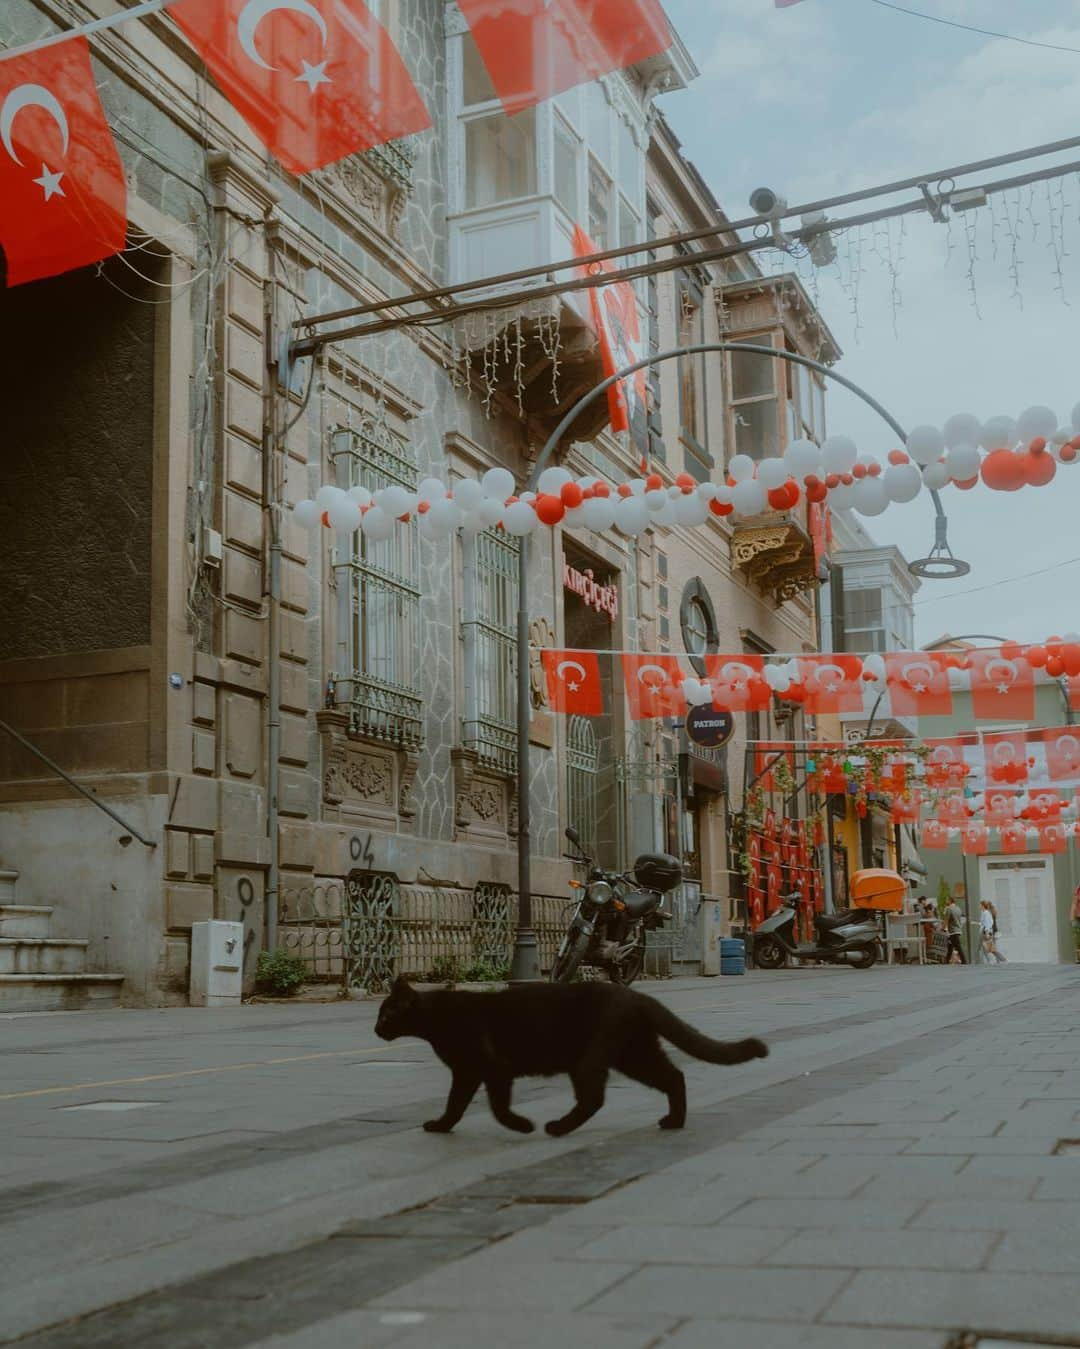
[467,783,501,822]
[529,616,555,710]
[451,747,480,833]
[398,752,419,820]
[731,522,815,605]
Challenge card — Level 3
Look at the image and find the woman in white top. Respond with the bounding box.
[980,900,1006,964]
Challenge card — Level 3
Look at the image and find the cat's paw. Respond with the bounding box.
[747,1039,769,1059]
[544,1119,571,1137]
[658,1114,685,1130]
[501,1114,535,1134]
[423,1118,454,1133]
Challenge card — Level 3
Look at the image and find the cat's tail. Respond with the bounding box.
[648,1002,769,1065]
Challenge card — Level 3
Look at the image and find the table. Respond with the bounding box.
[883,912,928,965]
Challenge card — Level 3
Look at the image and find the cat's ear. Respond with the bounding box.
[391,975,416,1001]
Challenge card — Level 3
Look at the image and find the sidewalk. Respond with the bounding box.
[3,966,1079,1347]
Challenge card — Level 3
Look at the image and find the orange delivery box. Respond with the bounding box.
[850,868,905,913]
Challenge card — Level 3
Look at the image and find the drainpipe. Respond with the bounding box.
[264,231,282,954]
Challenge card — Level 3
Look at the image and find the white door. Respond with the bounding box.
[977,856,1059,963]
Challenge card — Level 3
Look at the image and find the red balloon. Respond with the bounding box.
[981,448,1026,492]
[617,483,633,498]
[852,463,867,480]
[1064,644,1080,678]
[783,481,801,508]
[806,481,828,503]
[767,486,793,512]
[1027,645,1048,668]
[560,481,584,508]
[1023,452,1056,488]
[955,475,978,491]
[804,474,820,488]
[1029,437,1048,455]
[1000,640,1023,663]
[1046,655,1065,678]
[535,494,565,526]
[826,474,840,489]
[321,510,331,528]
[888,449,909,466]
[645,473,663,491]
[1061,445,1077,464]
[675,472,695,492]
[868,461,882,477]
[840,472,854,486]
[709,498,733,517]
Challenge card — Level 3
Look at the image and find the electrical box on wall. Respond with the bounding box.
[190,920,243,1007]
[203,527,223,569]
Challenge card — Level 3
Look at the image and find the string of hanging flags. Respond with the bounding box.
[0,0,672,284]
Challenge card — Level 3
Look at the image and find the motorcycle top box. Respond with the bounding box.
[850,868,905,913]
[633,853,683,893]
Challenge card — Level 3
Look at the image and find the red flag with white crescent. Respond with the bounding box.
[704,654,771,712]
[982,730,1031,785]
[754,742,795,793]
[935,793,969,826]
[920,820,949,851]
[984,789,1019,827]
[924,737,971,789]
[884,652,953,717]
[572,226,648,444]
[170,0,431,176]
[1043,728,1080,782]
[541,649,603,715]
[796,655,865,714]
[890,791,921,825]
[1039,822,1068,854]
[1000,822,1029,855]
[621,654,686,720]
[0,37,126,286]
[1027,790,1063,822]
[961,823,988,856]
[968,646,1035,721]
[456,0,671,117]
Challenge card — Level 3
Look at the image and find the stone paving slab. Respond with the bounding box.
[584,1263,854,1323]
[762,1228,997,1271]
[660,1321,944,1349]
[370,1255,636,1312]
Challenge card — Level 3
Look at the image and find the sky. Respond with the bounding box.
[660,0,1080,646]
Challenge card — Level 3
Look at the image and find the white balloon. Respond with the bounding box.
[653,497,679,527]
[675,493,708,526]
[360,505,393,540]
[293,499,320,529]
[1017,405,1058,442]
[943,413,981,449]
[417,513,437,542]
[862,653,886,682]
[644,488,668,511]
[1072,401,1080,433]
[582,496,616,532]
[712,484,734,506]
[476,497,504,528]
[821,435,858,474]
[347,484,372,506]
[772,672,791,695]
[883,462,922,503]
[944,443,981,480]
[852,476,889,517]
[629,477,648,496]
[315,484,344,510]
[980,415,1017,451]
[731,478,767,516]
[906,424,945,466]
[482,467,515,500]
[728,454,756,482]
[423,511,453,541]
[453,478,484,511]
[502,501,537,536]
[696,482,719,502]
[828,482,856,511]
[922,461,950,490]
[614,496,649,536]
[763,665,781,690]
[563,505,588,530]
[379,485,410,518]
[328,496,360,532]
[757,458,789,490]
[947,665,969,690]
[417,477,445,504]
[537,466,573,494]
[784,438,821,480]
[459,511,484,536]
[667,485,681,499]
[429,498,461,532]
[520,491,536,504]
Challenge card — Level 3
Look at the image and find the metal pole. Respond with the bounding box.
[507,341,937,979]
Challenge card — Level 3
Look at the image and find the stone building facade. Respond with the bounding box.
[0,1,837,1005]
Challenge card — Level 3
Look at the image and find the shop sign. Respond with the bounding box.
[685,706,734,749]
[563,561,618,621]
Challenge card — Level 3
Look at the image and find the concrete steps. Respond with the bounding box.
[0,870,123,1011]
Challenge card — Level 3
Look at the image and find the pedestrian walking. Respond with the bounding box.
[1071,885,1080,964]
[979,899,1006,964]
[943,895,966,964]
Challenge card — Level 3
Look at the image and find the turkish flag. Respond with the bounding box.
[754,742,794,792]
[621,654,686,720]
[984,789,1019,826]
[884,652,953,718]
[1027,790,1063,822]
[969,646,1035,721]
[766,861,783,913]
[541,649,602,715]
[935,793,970,826]
[924,737,971,789]
[573,226,648,442]
[457,0,671,117]
[170,0,431,176]
[0,38,126,287]
[982,730,1031,785]
[746,886,765,929]
[890,791,921,825]
[705,654,771,712]
[1043,728,1080,782]
[797,655,865,713]
[920,820,950,851]
[1039,822,1068,854]
[748,832,762,891]
[1001,822,1029,855]
[961,823,988,856]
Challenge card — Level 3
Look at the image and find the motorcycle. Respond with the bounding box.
[753,888,880,970]
[551,828,683,985]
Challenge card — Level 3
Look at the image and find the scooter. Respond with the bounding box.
[753,889,880,970]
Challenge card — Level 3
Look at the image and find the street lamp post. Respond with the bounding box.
[509,341,962,981]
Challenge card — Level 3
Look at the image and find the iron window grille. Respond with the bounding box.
[333,421,423,751]
[462,527,519,774]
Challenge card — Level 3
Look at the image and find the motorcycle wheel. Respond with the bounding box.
[753,936,787,969]
[550,929,590,983]
[609,941,646,987]
[849,942,878,970]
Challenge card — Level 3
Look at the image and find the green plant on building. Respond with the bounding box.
[936,875,952,919]
[253,950,308,998]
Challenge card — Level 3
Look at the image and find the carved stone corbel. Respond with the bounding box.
[451,747,480,833]
[398,751,420,819]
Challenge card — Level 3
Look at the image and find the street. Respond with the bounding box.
[3,966,1080,1347]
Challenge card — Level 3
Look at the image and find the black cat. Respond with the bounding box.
[374,977,768,1136]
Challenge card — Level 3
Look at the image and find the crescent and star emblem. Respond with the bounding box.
[813,663,848,694]
[555,659,586,693]
[0,82,69,201]
[983,658,1018,695]
[236,0,332,92]
[991,742,1017,765]
[720,661,756,693]
[636,663,670,697]
[1054,735,1079,763]
[900,660,936,694]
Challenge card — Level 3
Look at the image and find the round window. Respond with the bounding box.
[684,599,710,656]
[679,580,718,675]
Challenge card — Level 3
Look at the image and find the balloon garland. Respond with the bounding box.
[294,403,1080,539]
